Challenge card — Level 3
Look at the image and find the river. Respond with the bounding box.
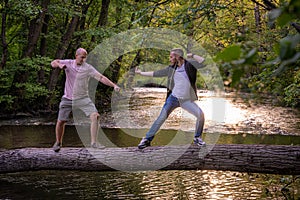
[0,88,299,199]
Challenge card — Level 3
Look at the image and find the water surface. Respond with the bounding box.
[0,170,299,199]
[1,88,299,199]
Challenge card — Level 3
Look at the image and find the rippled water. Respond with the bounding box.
[0,88,299,199]
[0,170,299,199]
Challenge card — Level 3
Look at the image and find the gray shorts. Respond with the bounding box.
[58,97,98,121]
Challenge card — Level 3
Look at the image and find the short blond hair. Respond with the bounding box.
[171,48,184,58]
[76,48,87,56]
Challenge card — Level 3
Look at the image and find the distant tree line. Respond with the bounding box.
[0,0,299,117]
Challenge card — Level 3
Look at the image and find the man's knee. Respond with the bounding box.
[199,110,205,120]
[90,112,100,121]
[57,120,66,126]
[195,109,204,120]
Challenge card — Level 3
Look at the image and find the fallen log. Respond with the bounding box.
[0,144,300,174]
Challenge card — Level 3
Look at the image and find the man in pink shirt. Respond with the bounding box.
[51,48,120,152]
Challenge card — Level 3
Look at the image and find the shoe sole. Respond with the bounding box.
[53,147,61,152]
[194,142,206,147]
[91,146,105,149]
[138,144,150,149]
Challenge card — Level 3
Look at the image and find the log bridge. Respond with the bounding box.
[1,144,300,174]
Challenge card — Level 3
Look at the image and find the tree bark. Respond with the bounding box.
[23,0,50,58]
[71,0,93,51]
[9,0,50,112]
[254,3,262,34]
[38,14,50,84]
[47,15,80,92]
[0,0,8,69]
[90,0,110,43]
[0,144,299,174]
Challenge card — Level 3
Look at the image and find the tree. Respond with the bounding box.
[9,0,50,112]
[0,0,9,69]
[47,3,81,107]
[0,0,299,114]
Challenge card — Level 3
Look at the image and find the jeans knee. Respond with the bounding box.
[197,110,205,121]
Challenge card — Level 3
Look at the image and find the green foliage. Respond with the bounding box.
[216,44,258,88]
[0,68,15,110]
[8,0,42,20]
[268,0,300,28]
[271,35,300,76]
[216,45,241,62]
[0,56,52,112]
[0,66,15,110]
[14,82,49,103]
[284,70,300,107]
[212,0,300,107]
[1,0,300,114]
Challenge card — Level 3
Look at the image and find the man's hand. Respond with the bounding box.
[51,59,66,69]
[135,67,141,74]
[187,53,205,63]
[134,67,154,77]
[114,85,120,92]
[59,63,66,69]
[187,53,193,58]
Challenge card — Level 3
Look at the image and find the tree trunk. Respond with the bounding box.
[38,14,50,84]
[0,0,8,69]
[0,144,299,174]
[47,15,80,92]
[254,4,261,34]
[90,0,110,43]
[71,0,93,51]
[109,2,124,83]
[9,0,50,112]
[23,0,50,58]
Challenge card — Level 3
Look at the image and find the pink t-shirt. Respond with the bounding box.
[59,60,100,100]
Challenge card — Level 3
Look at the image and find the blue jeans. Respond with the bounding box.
[145,95,205,141]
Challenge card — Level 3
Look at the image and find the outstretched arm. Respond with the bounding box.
[95,73,120,92]
[187,53,205,63]
[51,59,66,69]
[135,67,154,77]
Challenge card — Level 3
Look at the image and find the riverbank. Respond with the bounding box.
[0,88,299,136]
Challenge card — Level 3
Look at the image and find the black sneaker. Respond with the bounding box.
[138,138,151,149]
[194,137,206,146]
[52,141,61,152]
[91,142,105,149]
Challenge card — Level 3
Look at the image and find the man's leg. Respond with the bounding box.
[77,98,102,148]
[53,98,72,152]
[55,120,67,143]
[53,120,67,152]
[90,112,100,145]
[145,95,179,140]
[181,100,205,145]
[138,95,179,149]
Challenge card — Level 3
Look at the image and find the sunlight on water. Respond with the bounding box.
[1,170,298,199]
[115,88,300,135]
[0,88,299,199]
[198,97,246,125]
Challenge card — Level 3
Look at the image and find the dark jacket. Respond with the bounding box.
[153,59,204,101]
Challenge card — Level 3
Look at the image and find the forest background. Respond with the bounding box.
[0,0,299,117]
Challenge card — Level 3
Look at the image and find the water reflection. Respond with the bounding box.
[1,125,299,149]
[0,170,299,199]
[0,88,300,199]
